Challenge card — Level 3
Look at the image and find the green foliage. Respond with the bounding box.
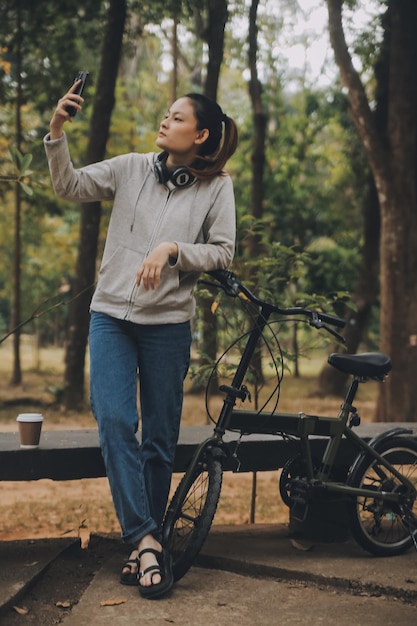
[0,1,104,112]
[0,147,33,195]
[303,237,360,309]
[0,0,371,357]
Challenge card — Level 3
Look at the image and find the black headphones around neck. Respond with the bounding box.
[154,152,195,188]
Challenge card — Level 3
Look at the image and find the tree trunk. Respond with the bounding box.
[205,0,228,98]
[326,0,417,421]
[317,175,380,396]
[11,184,22,386]
[170,3,179,103]
[62,0,127,409]
[247,0,267,386]
[248,0,267,236]
[194,0,228,399]
[247,0,267,520]
[377,1,417,422]
[10,2,23,386]
[318,5,390,396]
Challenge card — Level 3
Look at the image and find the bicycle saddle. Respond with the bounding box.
[328,352,392,379]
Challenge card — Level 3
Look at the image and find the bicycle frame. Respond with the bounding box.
[197,277,415,506]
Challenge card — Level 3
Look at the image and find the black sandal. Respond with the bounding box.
[138,547,173,599]
[120,557,139,586]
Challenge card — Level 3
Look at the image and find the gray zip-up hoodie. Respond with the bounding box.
[44,132,236,324]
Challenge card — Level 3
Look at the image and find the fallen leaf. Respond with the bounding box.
[12,606,29,615]
[24,561,39,567]
[100,598,128,607]
[56,600,72,608]
[211,300,219,314]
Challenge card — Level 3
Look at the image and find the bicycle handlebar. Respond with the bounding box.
[204,269,346,332]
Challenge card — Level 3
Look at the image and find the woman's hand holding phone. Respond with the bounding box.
[49,71,89,140]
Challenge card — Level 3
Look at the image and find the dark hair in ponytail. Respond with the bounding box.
[185,93,238,180]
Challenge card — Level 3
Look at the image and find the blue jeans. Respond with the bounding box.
[89,312,191,545]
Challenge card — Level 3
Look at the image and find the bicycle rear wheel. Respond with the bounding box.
[162,454,222,582]
[347,437,417,556]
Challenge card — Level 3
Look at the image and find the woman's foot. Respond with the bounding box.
[137,534,173,599]
[137,535,162,588]
[120,548,139,586]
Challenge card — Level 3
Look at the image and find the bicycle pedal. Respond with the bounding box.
[291,500,309,523]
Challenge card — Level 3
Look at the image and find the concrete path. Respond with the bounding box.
[1,524,417,625]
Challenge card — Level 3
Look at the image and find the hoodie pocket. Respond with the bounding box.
[132,263,181,311]
[96,246,144,304]
[96,245,180,311]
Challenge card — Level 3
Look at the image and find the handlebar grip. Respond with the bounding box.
[207,269,241,297]
[207,269,233,282]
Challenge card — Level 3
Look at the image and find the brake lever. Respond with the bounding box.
[309,312,346,344]
[322,323,346,344]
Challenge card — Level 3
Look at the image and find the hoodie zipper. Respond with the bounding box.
[124,185,175,320]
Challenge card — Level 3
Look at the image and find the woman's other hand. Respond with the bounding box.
[136,242,178,291]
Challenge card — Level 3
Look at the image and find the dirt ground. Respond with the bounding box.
[1,535,122,625]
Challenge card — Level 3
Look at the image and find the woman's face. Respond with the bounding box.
[156,97,208,163]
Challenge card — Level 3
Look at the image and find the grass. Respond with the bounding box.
[0,335,379,541]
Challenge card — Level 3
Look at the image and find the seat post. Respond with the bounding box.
[345,378,359,406]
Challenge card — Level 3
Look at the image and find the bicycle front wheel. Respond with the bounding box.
[162,455,222,582]
[347,437,417,556]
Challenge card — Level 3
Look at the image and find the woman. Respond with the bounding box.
[44,82,238,599]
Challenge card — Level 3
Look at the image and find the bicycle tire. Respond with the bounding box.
[347,436,417,556]
[162,454,222,582]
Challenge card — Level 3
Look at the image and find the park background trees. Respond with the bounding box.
[1,0,416,422]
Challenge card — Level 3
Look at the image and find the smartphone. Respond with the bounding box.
[66,71,89,117]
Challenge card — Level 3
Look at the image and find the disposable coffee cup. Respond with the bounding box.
[16,413,44,449]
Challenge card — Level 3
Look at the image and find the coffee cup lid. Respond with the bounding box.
[16,413,44,422]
